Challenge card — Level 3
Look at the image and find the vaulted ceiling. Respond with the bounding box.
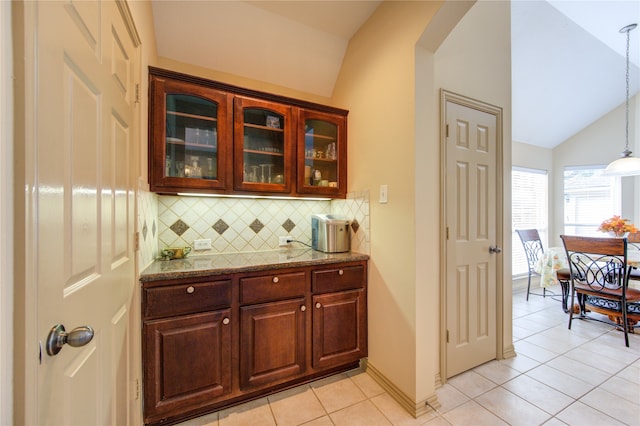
[512,0,640,148]
[152,0,640,149]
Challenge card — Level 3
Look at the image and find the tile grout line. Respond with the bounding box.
[450,291,640,426]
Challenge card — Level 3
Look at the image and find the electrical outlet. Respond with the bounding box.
[278,236,292,247]
[194,238,212,250]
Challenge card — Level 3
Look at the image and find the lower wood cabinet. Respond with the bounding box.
[143,310,232,421]
[141,260,367,426]
[313,289,367,369]
[240,298,307,389]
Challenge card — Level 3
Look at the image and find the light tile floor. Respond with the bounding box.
[178,285,640,426]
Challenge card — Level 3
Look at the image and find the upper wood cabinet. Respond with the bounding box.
[148,75,232,194]
[148,67,348,198]
[297,109,347,198]
[233,96,295,194]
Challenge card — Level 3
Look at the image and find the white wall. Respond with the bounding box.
[332,0,511,409]
[433,0,513,359]
[512,141,552,171]
[551,98,638,246]
[513,94,639,248]
[512,140,553,241]
[333,1,443,407]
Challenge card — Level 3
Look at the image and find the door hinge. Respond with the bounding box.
[446,330,450,343]
[132,379,140,400]
[135,83,140,103]
[134,232,140,251]
[446,227,449,240]
[446,124,449,138]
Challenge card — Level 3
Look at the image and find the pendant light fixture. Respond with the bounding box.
[604,23,640,176]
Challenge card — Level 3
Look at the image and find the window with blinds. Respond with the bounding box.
[512,167,548,277]
[563,166,621,236]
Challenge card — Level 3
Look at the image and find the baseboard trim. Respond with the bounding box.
[503,344,516,359]
[434,372,442,388]
[362,359,438,418]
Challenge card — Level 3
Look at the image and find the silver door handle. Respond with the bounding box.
[489,246,502,254]
[46,324,94,356]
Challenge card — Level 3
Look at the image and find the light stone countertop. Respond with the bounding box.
[139,248,369,283]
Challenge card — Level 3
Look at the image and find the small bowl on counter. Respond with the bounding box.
[160,246,192,261]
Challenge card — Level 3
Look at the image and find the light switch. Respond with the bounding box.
[379,184,388,204]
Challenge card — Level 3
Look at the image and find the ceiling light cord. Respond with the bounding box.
[604,23,640,176]
[623,24,632,156]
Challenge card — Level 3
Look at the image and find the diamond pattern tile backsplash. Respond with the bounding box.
[137,181,159,270]
[150,192,370,258]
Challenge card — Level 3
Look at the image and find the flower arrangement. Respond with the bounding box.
[597,215,638,236]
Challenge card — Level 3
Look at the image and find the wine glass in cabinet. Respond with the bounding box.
[149,76,231,193]
[233,96,294,193]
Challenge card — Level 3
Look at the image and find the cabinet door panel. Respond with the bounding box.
[297,109,346,197]
[143,310,232,421]
[313,290,367,369]
[234,96,295,193]
[149,75,232,193]
[240,298,306,389]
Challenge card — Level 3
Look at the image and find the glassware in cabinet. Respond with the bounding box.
[297,110,346,197]
[149,74,231,193]
[234,97,294,193]
[165,94,219,180]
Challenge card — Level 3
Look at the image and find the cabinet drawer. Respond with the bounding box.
[240,272,306,305]
[312,264,365,293]
[144,280,232,319]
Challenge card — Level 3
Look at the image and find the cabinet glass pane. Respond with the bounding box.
[242,108,285,184]
[165,94,219,180]
[303,119,338,187]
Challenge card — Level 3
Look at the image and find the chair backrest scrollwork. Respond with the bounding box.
[516,229,544,272]
[560,235,628,292]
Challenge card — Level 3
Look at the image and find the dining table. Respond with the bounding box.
[533,247,571,311]
[535,247,569,288]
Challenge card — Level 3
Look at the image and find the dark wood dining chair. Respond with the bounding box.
[627,232,640,281]
[516,229,546,300]
[556,268,572,313]
[561,235,640,347]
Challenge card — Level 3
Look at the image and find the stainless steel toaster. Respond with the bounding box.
[311,214,351,253]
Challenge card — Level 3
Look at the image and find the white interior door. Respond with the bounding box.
[29,1,138,423]
[443,92,502,378]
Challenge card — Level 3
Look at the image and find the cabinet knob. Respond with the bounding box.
[300,305,306,312]
[222,317,230,325]
[315,302,322,309]
[272,276,279,283]
[186,286,195,294]
[338,270,344,276]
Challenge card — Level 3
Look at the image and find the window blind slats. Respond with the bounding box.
[512,168,548,276]
[563,167,620,237]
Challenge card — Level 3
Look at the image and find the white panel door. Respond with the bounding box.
[31,1,138,424]
[444,94,502,378]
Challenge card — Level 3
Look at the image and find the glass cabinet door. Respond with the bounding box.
[234,97,293,193]
[165,94,220,180]
[297,110,346,196]
[149,76,230,193]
